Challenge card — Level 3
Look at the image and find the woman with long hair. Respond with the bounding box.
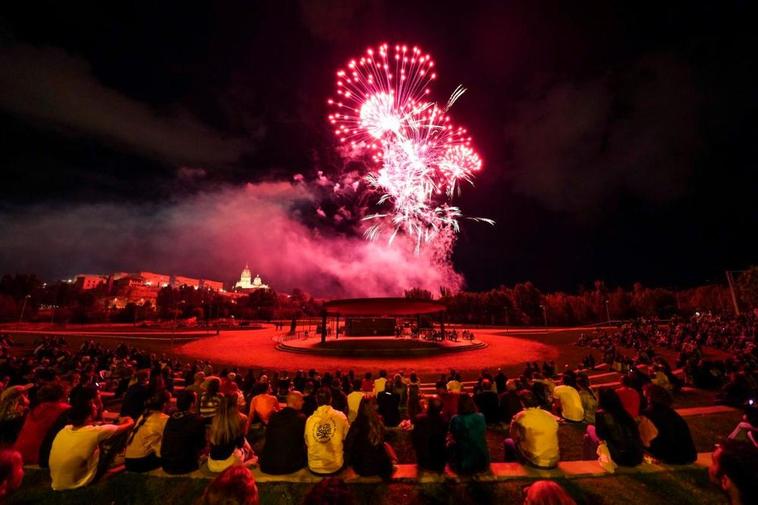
[344,397,396,479]
[208,396,255,473]
[523,480,577,505]
[448,393,490,474]
[584,389,643,466]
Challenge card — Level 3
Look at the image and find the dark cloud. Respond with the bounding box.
[505,54,699,211]
[0,44,250,166]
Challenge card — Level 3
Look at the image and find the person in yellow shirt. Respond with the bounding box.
[373,370,388,396]
[346,380,365,424]
[124,390,171,472]
[552,374,584,423]
[505,402,559,469]
[305,387,349,475]
[49,387,134,491]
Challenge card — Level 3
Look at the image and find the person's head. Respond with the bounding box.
[379,370,387,378]
[523,480,577,505]
[506,379,519,392]
[135,368,150,384]
[562,371,577,388]
[176,390,196,412]
[0,450,24,500]
[410,372,418,383]
[69,385,99,426]
[355,397,384,446]
[206,377,221,396]
[709,439,758,505]
[316,387,332,407]
[620,374,633,387]
[598,388,624,413]
[194,371,206,385]
[480,379,492,391]
[0,384,31,420]
[644,384,673,409]
[210,396,243,445]
[458,393,477,415]
[200,464,259,505]
[425,397,442,417]
[287,391,304,411]
[145,389,171,413]
[36,383,65,404]
[303,477,352,505]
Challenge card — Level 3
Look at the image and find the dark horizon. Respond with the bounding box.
[1,1,756,295]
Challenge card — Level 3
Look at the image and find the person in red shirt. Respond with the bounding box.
[615,375,641,419]
[14,384,70,465]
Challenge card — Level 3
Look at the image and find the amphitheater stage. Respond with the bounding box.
[276,335,487,357]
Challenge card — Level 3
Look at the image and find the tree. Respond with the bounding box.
[405,288,433,300]
[736,266,758,311]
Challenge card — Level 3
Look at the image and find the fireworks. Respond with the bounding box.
[327,43,491,250]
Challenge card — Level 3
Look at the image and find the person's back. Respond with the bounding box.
[120,372,149,420]
[615,380,641,418]
[346,388,364,424]
[248,390,280,425]
[376,388,400,427]
[448,395,489,474]
[595,409,644,466]
[14,384,70,465]
[124,390,171,472]
[645,403,696,464]
[510,407,559,468]
[305,388,349,475]
[499,382,525,424]
[474,383,499,424]
[161,391,207,475]
[344,398,393,479]
[553,384,584,422]
[260,392,307,475]
[412,399,447,472]
[49,392,134,490]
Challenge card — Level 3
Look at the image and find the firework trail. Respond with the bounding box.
[327,43,492,250]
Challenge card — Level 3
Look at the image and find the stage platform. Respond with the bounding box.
[276,336,486,357]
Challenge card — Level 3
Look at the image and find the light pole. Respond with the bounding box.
[18,294,31,325]
[604,299,611,324]
[539,304,547,327]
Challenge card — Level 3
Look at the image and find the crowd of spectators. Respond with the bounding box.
[0,327,757,505]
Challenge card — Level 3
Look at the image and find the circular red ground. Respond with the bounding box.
[176,326,559,375]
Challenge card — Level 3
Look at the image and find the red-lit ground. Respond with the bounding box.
[175,325,567,376]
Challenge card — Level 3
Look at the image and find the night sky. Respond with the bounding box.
[0,1,756,294]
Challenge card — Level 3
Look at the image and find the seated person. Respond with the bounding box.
[615,375,641,419]
[119,369,150,421]
[412,397,448,473]
[161,390,208,474]
[208,396,255,473]
[14,383,70,465]
[474,379,500,424]
[124,389,171,472]
[246,383,280,430]
[708,439,758,505]
[552,374,584,422]
[260,391,307,475]
[199,378,223,419]
[345,397,397,479]
[0,384,32,445]
[643,384,696,464]
[0,450,24,501]
[448,394,490,474]
[505,398,559,469]
[305,387,349,475]
[49,387,134,490]
[376,382,401,427]
[584,389,643,466]
[346,381,365,424]
[499,379,525,425]
[200,464,259,505]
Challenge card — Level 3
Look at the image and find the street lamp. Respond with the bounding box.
[604,299,611,324]
[539,304,547,327]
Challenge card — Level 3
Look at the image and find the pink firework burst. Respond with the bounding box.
[327,43,492,250]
